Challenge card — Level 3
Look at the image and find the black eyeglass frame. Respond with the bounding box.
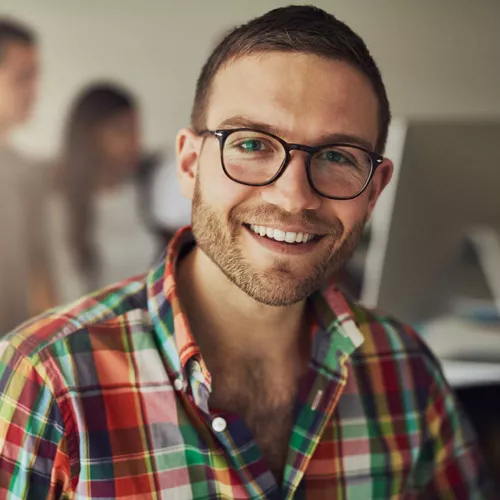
[199,127,384,200]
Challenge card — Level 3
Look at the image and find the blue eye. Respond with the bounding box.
[323,150,352,164]
[240,139,264,151]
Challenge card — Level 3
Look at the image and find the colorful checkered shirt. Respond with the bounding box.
[0,228,493,499]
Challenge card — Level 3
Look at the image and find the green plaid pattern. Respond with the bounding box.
[0,228,494,498]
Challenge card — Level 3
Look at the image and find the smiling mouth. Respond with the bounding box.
[245,224,323,244]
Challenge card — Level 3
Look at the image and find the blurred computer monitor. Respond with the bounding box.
[362,120,500,324]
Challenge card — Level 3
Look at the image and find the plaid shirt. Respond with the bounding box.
[0,228,493,499]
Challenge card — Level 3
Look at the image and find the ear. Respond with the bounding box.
[176,128,202,200]
[365,158,393,220]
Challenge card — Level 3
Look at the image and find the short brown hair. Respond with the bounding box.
[0,17,36,64]
[191,5,390,153]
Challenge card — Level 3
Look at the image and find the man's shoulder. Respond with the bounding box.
[344,300,451,392]
[348,301,439,366]
[0,147,54,190]
[0,146,38,170]
[0,276,149,362]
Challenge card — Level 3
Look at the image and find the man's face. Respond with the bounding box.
[0,42,39,128]
[177,52,393,306]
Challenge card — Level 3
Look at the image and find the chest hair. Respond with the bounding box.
[209,359,299,484]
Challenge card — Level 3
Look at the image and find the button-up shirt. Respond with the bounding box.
[0,228,493,499]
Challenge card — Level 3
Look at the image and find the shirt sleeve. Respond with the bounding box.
[0,342,73,499]
[406,357,496,499]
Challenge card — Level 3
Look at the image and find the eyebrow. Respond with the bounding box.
[215,115,375,151]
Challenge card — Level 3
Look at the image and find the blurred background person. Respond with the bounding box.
[50,83,163,304]
[0,17,54,333]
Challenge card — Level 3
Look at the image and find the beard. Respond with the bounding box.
[191,176,365,307]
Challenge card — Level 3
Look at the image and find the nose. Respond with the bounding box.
[260,151,321,213]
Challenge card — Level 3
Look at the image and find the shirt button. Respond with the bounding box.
[173,378,185,391]
[212,416,227,432]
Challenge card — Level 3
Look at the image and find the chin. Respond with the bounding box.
[231,259,330,306]
[243,279,325,307]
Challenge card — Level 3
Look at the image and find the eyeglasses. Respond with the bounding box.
[199,128,384,200]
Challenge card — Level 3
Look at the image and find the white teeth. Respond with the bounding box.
[273,229,286,241]
[249,225,316,244]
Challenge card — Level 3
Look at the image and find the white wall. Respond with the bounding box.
[2,0,500,157]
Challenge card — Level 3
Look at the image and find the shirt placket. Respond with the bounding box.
[186,358,280,499]
[282,316,364,499]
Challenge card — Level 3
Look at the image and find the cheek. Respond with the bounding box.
[111,138,133,158]
[106,142,123,160]
[325,195,370,233]
[199,156,255,210]
[0,83,15,106]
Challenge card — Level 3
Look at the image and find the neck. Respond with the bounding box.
[177,246,310,363]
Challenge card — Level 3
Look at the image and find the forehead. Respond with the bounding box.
[101,110,137,129]
[0,42,37,69]
[206,52,379,149]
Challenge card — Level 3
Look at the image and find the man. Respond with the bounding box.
[0,6,493,499]
[0,17,53,333]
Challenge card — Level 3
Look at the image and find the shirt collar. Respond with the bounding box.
[146,226,365,381]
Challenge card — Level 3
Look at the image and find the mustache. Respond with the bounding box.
[230,203,343,236]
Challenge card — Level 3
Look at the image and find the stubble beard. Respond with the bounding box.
[191,177,366,307]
